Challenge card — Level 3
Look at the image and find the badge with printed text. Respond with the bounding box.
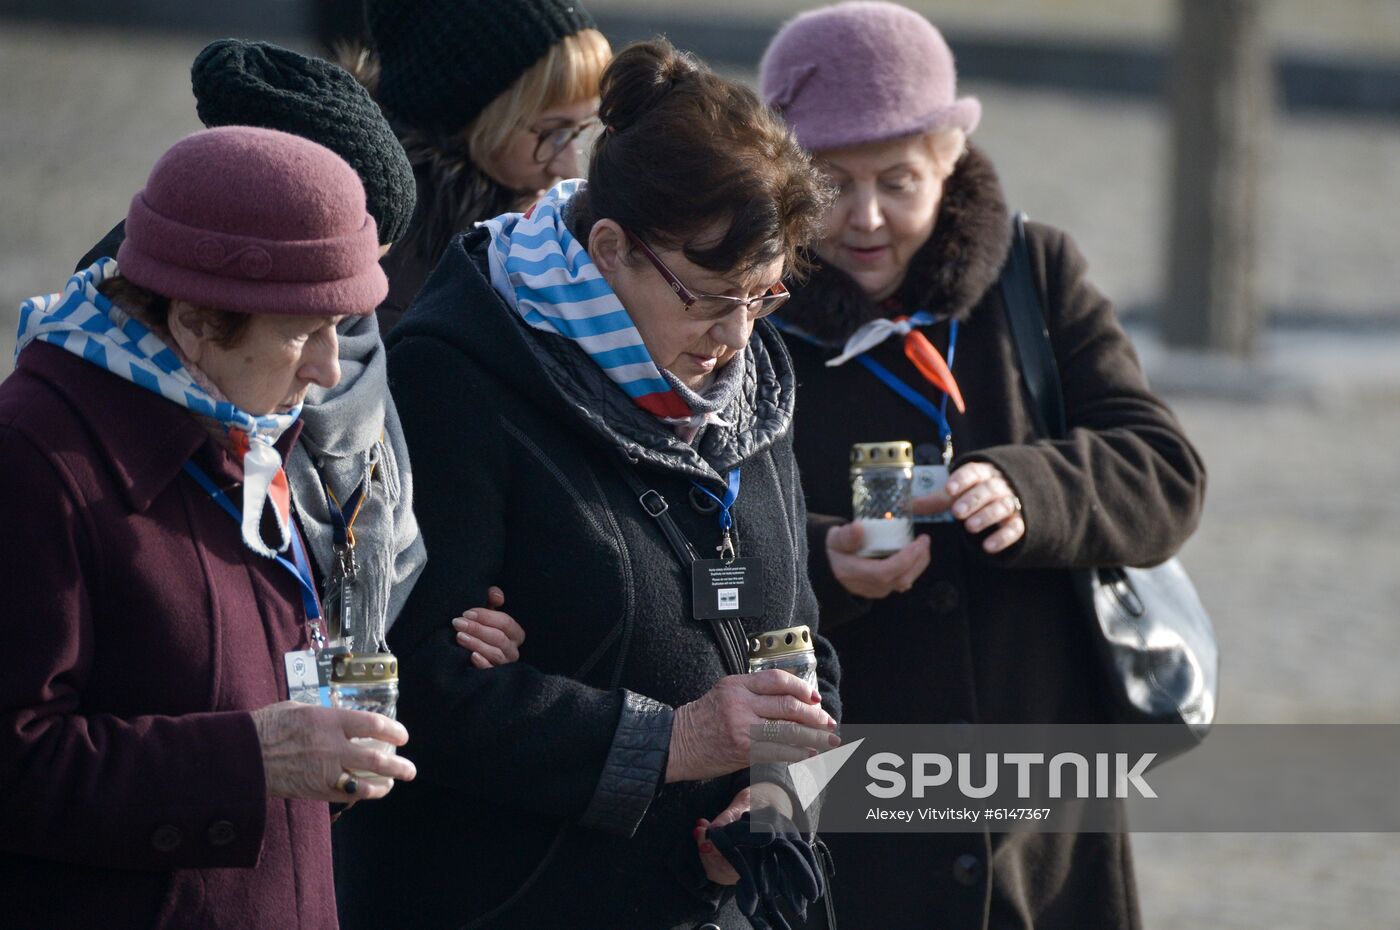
[691,558,765,620]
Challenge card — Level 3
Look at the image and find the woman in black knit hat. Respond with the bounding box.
[345,0,612,333]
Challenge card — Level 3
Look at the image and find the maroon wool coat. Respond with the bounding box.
[0,343,337,930]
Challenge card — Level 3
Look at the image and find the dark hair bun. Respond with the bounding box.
[598,40,701,134]
[572,37,830,281]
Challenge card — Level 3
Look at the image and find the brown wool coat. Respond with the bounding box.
[0,344,337,930]
[778,146,1206,930]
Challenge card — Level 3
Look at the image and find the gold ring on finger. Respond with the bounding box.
[334,771,359,795]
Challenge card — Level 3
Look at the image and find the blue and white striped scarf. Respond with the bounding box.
[482,180,705,425]
[15,259,300,557]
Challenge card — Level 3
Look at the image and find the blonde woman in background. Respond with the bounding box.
[344,0,611,332]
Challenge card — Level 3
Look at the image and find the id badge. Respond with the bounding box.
[912,464,955,524]
[691,558,765,620]
[284,649,321,705]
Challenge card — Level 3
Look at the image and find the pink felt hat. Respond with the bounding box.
[760,1,981,152]
[117,126,387,316]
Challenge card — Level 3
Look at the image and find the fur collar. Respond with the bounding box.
[779,144,1012,345]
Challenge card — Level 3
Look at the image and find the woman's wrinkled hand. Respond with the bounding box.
[913,461,1025,554]
[451,586,526,667]
[826,522,931,599]
[251,701,416,804]
[666,671,838,784]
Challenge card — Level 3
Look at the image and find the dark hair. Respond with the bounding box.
[97,276,251,348]
[568,39,831,278]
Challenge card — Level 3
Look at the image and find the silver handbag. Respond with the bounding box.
[1001,213,1219,757]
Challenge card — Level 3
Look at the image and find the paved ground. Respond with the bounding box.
[1132,384,1400,930]
[5,21,1399,362]
[2,15,1399,929]
[588,0,1400,53]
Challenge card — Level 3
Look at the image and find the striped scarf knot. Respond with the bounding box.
[16,259,300,557]
[483,180,712,427]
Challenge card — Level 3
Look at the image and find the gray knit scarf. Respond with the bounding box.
[662,347,747,445]
[285,312,426,646]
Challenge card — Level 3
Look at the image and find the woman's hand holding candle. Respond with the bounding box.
[854,514,913,556]
[666,671,838,784]
[826,523,931,599]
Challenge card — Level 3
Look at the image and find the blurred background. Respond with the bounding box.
[1,1,1398,926]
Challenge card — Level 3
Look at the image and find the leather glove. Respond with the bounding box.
[706,812,823,930]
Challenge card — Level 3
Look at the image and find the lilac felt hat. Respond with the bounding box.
[117,126,387,316]
[759,1,981,152]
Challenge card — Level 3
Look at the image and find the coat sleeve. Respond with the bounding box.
[381,399,428,629]
[386,335,671,838]
[802,512,875,633]
[789,449,842,726]
[956,224,1207,570]
[0,426,267,871]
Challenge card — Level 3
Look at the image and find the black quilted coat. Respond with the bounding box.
[334,229,841,930]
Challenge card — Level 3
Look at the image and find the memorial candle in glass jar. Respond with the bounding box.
[850,441,915,557]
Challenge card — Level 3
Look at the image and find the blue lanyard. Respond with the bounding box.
[691,467,741,531]
[691,468,742,561]
[854,318,959,449]
[181,460,325,642]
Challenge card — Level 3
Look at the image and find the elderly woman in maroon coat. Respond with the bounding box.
[0,127,416,929]
[761,3,1207,929]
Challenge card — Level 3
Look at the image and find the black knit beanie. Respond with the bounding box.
[367,0,597,137]
[191,39,416,245]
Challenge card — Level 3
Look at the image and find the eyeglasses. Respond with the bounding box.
[531,117,601,164]
[623,230,790,322]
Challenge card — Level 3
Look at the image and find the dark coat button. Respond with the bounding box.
[952,852,983,887]
[151,825,183,852]
[206,820,237,847]
[688,485,720,516]
[927,580,961,613]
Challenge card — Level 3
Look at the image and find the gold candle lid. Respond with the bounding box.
[749,625,815,660]
[331,652,399,683]
[850,441,914,471]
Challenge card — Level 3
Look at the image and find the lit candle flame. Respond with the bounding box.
[884,511,893,519]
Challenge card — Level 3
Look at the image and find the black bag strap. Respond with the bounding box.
[617,466,702,563]
[998,213,1067,440]
[999,218,1137,592]
[616,465,749,676]
[816,836,839,930]
[620,465,839,929]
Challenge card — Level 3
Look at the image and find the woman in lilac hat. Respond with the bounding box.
[0,126,417,929]
[761,3,1206,928]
